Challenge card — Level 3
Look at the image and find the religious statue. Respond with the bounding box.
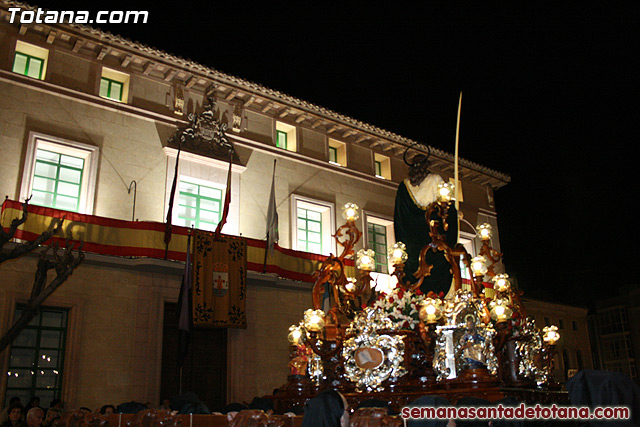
[459,314,486,369]
[394,144,458,295]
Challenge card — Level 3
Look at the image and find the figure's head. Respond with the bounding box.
[26,407,44,427]
[465,314,476,328]
[408,154,431,186]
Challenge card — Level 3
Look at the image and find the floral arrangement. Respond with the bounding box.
[369,288,432,330]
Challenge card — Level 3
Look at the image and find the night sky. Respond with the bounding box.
[28,1,640,305]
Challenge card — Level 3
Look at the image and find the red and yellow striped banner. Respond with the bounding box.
[1,199,353,283]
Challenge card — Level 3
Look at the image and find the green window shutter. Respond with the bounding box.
[297,207,322,254]
[276,130,287,149]
[5,306,68,408]
[27,57,43,79]
[367,223,388,273]
[13,52,44,79]
[329,146,337,163]
[375,161,382,176]
[100,77,123,101]
[177,180,223,232]
[31,149,84,212]
[99,78,110,98]
[12,52,28,75]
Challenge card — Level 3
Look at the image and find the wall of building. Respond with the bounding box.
[523,298,593,381]
[0,252,179,409]
[0,251,319,410]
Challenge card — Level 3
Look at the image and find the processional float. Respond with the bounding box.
[271,183,563,412]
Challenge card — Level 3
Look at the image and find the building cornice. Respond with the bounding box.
[1,0,511,189]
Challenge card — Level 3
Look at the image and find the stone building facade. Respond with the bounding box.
[522,298,593,382]
[0,1,511,411]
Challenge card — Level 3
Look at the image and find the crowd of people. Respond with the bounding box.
[0,397,64,427]
[1,370,637,426]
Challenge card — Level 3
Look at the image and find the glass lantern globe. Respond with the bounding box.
[356,249,376,271]
[419,298,444,324]
[303,309,325,332]
[342,203,360,221]
[471,256,488,277]
[287,325,304,345]
[492,273,511,292]
[437,182,455,202]
[543,325,560,345]
[489,298,513,322]
[388,242,408,265]
[477,223,492,241]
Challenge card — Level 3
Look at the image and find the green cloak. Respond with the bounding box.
[393,179,458,295]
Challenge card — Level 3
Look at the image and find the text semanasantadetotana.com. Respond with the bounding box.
[8,7,148,25]
[401,404,630,421]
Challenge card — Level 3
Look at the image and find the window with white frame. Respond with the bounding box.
[99,67,130,103]
[13,41,49,80]
[164,148,244,235]
[20,133,99,214]
[291,196,335,256]
[365,214,395,274]
[176,179,223,232]
[275,122,297,152]
[328,139,347,166]
[374,153,391,179]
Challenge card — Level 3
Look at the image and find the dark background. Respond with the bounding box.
[26,1,640,305]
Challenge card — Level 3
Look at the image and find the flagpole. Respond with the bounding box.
[263,159,277,273]
[454,92,462,240]
[165,141,181,259]
[263,232,269,273]
[214,149,234,241]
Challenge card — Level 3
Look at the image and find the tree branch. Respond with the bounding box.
[0,197,31,246]
[0,241,84,353]
[0,208,65,264]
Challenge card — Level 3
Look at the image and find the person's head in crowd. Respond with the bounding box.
[78,408,91,416]
[48,401,62,411]
[26,398,40,410]
[158,399,171,411]
[7,402,24,426]
[26,408,44,427]
[99,405,115,415]
[302,389,349,427]
[8,397,22,407]
[248,397,274,413]
[43,408,61,426]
